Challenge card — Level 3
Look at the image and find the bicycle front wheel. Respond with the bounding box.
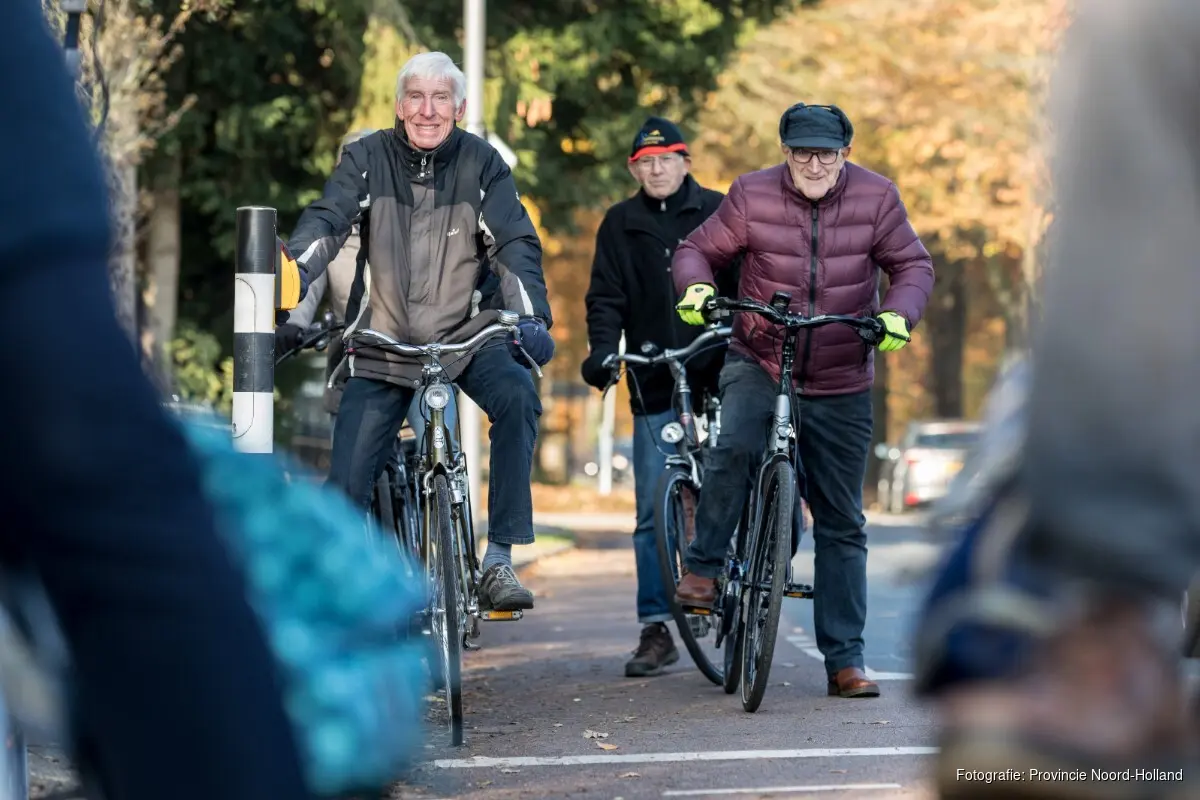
[654,466,724,686]
[739,458,794,713]
[429,473,464,745]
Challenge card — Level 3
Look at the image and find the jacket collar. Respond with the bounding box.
[392,121,464,173]
[625,175,704,231]
[781,161,850,206]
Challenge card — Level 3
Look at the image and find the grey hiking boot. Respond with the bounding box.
[625,622,680,677]
[478,564,535,611]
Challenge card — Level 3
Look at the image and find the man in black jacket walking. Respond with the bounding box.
[581,117,737,677]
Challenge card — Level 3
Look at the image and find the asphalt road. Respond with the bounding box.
[393,512,945,800]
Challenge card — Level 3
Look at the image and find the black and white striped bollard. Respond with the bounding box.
[232,206,278,453]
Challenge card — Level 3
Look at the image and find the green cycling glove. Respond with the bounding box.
[876,311,911,352]
[676,283,715,326]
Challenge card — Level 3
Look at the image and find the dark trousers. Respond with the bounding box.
[328,345,542,545]
[685,355,873,674]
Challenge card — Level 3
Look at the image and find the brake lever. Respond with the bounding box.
[513,337,543,378]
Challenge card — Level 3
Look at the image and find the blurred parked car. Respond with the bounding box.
[876,419,981,513]
[583,437,634,487]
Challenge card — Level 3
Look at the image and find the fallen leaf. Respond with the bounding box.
[583,730,610,739]
[500,768,520,774]
[619,772,641,778]
[477,781,493,788]
[597,742,619,751]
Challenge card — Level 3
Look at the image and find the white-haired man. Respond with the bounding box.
[286,51,555,612]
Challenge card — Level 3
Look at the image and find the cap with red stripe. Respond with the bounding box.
[629,116,689,163]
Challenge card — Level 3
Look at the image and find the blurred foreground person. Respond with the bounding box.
[914,1,1200,797]
[0,2,310,797]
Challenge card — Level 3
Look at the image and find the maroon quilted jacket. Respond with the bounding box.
[672,162,934,395]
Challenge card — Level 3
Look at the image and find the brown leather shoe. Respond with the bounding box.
[674,572,716,608]
[828,667,880,698]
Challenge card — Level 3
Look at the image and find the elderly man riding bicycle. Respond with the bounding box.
[672,102,935,700]
[285,51,556,614]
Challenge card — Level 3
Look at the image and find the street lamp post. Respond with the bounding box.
[462,0,487,528]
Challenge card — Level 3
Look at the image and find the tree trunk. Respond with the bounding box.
[924,258,966,418]
[864,270,891,507]
[107,156,139,345]
[142,153,183,384]
[865,346,889,507]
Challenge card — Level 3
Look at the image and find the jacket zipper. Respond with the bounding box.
[418,154,428,179]
[796,202,819,391]
[664,242,682,350]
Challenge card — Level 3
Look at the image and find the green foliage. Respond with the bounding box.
[153,0,803,343]
[396,0,808,231]
[168,323,234,415]
[150,0,373,329]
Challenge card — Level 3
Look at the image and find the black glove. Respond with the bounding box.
[274,323,305,356]
[580,350,616,390]
[509,317,555,367]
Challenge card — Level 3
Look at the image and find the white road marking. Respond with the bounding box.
[431,746,938,769]
[663,783,904,797]
[786,634,914,681]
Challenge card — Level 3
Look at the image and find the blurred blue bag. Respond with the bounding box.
[911,355,1064,697]
[174,414,429,797]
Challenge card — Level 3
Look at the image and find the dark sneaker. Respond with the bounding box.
[625,623,680,677]
[478,564,535,611]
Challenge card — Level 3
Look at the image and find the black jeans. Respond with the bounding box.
[328,344,542,545]
[685,355,873,674]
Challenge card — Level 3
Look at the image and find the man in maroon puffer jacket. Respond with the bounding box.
[671,103,934,699]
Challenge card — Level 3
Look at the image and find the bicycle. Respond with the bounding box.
[340,310,542,747]
[682,292,893,712]
[600,324,732,685]
[275,313,424,561]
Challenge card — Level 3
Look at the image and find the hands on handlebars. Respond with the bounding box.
[699,294,906,348]
[274,311,345,365]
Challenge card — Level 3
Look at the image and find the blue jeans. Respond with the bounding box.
[632,410,677,624]
[685,355,873,674]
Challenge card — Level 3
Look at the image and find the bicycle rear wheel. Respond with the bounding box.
[739,459,794,713]
[429,473,464,745]
[654,466,723,685]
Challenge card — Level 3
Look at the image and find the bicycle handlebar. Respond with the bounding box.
[345,310,543,377]
[601,324,732,371]
[704,296,898,345]
[275,316,346,365]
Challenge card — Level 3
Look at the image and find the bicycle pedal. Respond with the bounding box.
[479,609,523,621]
[680,604,714,616]
[785,583,815,599]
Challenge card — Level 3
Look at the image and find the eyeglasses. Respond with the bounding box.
[788,148,841,166]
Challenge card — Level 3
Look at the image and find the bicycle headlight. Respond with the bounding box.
[660,422,685,444]
[424,384,451,410]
